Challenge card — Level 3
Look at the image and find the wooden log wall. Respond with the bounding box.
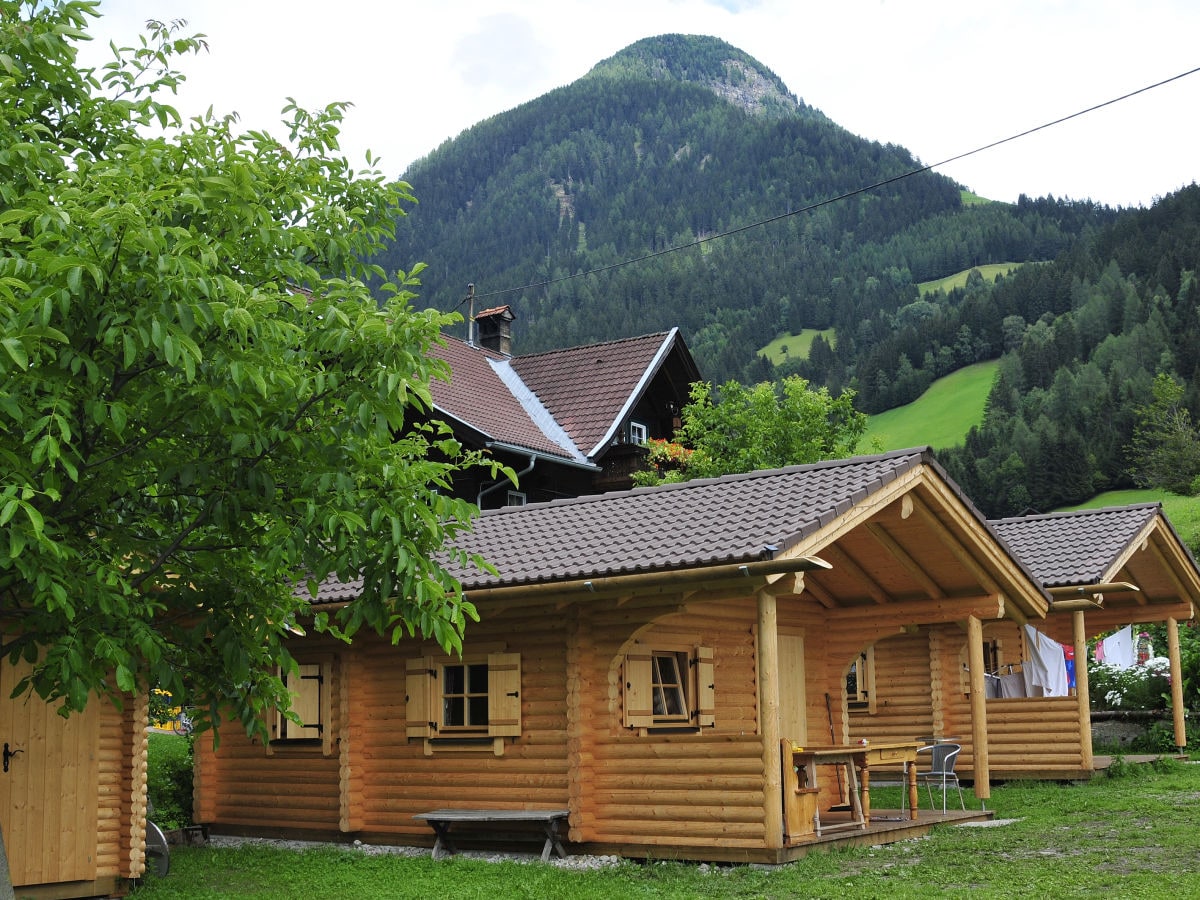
[848,630,935,751]
[195,635,345,833]
[107,690,149,883]
[577,594,770,850]
[986,698,1083,776]
[196,609,573,841]
[354,605,570,841]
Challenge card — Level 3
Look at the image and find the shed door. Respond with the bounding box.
[0,656,99,886]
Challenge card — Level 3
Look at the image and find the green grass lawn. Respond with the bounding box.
[757,328,835,365]
[863,360,998,452]
[918,263,1023,297]
[131,757,1200,898]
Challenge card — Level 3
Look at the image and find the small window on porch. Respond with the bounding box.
[629,420,649,445]
[506,490,527,507]
[847,646,876,713]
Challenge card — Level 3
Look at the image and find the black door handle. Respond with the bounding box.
[3,742,22,773]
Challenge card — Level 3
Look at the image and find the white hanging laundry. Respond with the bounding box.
[1023,625,1068,697]
[1096,625,1135,670]
[998,672,1026,698]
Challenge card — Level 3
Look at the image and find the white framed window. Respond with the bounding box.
[629,420,649,444]
[623,645,714,731]
[506,490,527,506]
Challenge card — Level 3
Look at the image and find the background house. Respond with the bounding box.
[429,308,700,506]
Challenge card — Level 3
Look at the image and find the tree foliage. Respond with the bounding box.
[635,376,867,485]
[0,1,501,735]
[1128,373,1200,496]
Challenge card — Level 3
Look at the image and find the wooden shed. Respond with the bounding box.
[850,503,1198,780]
[194,448,1049,863]
[0,654,152,898]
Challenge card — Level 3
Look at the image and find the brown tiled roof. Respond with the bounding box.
[989,504,1162,587]
[304,447,1049,607]
[511,330,683,458]
[428,336,580,461]
[436,448,934,590]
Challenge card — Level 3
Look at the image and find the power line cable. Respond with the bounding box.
[470,64,1200,303]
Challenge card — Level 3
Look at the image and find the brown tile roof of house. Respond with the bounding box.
[304,447,1047,607]
[444,448,940,590]
[511,329,688,458]
[428,336,585,462]
[989,504,1163,587]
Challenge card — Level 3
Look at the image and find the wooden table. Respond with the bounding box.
[413,808,570,861]
[781,742,921,839]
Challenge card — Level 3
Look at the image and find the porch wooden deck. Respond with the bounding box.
[570,805,993,866]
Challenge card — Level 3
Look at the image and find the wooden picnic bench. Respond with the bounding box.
[413,808,570,861]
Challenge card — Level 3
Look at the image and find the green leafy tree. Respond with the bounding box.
[0,1,504,735]
[1128,373,1200,495]
[635,376,867,485]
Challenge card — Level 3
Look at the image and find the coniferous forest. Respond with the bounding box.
[371,34,1200,518]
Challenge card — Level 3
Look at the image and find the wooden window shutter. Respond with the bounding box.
[286,663,324,740]
[694,645,715,727]
[405,656,436,738]
[487,652,521,737]
[623,652,654,728]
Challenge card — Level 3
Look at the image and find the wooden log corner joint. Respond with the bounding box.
[412,808,570,862]
[780,740,921,842]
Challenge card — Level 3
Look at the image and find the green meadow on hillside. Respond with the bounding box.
[757,328,835,366]
[863,360,998,452]
[918,262,1023,297]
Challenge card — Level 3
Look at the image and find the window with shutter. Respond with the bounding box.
[407,652,523,748]
[270,659,333,755]
[624,645,715,732]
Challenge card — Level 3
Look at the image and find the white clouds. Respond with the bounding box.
[85,1,1200,207]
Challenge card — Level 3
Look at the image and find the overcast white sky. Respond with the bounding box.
[85,0,1199,209]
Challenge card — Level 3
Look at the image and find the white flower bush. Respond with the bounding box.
[1089,657,1172,710]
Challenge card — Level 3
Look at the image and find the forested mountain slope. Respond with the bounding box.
[375,34,1112,386]
[935,185,1200,517]
[372,34,1200,519]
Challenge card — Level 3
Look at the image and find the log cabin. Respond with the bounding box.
[849,503,1198,781]
[194,448,1054,863]
[0,655,151,898]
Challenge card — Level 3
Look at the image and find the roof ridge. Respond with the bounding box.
[436,332,507,359]
[511,331,674,362]
[989,502,1162,525]
[478,447,932,519]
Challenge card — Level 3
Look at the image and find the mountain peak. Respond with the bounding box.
[585,34,805,120]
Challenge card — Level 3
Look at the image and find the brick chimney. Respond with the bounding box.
[475,305,515,355]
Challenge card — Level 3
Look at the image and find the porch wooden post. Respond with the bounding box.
[1168,617,1187,749]
[1073,610,1093,770]
[758,588,784,850]
[966,615,990,801]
